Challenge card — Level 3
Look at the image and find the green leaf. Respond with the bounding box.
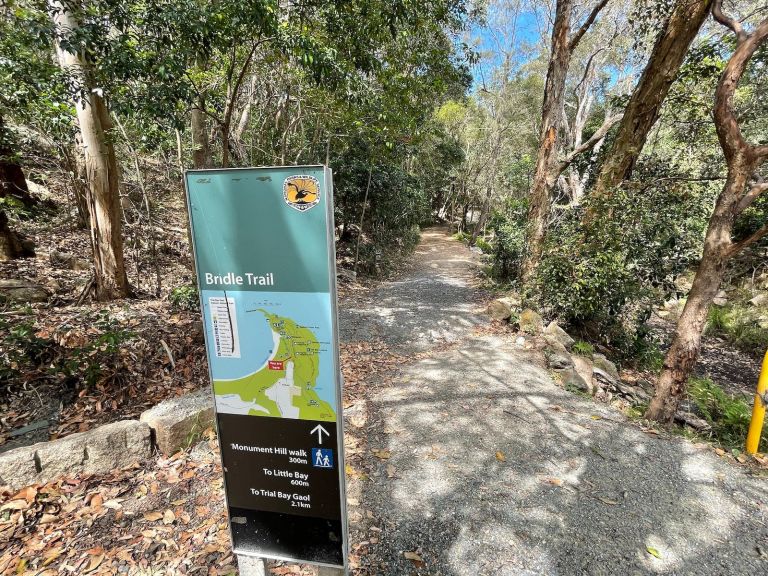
[646,546,661,559]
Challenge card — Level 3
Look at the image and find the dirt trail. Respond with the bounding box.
[340,227,768,576]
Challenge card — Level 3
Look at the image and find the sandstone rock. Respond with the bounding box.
[0,445,39,491]
[544,337,574,370]
[488,299,512,321]
[487,295,521,321]
[749,293,768,308]
[572,356,595,394]
[593,353,619,381]
[519,309,543,335]
[0,420,151,490]
[592,367,618,391]
[558,368,590,394]
[543,321,574,350]
[713,290,728,306]
[140,389,214,455]
[0,279,49,303]
[614,382,650,403]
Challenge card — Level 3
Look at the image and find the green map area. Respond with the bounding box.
[213,311,336,422]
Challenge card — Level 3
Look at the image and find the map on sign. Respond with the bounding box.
[202,290,336,422]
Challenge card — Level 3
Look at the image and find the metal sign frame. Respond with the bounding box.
[184,165,348,571]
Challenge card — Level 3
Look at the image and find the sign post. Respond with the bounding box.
[185,166,347,572]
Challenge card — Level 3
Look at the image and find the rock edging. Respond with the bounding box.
[0,390,215,491]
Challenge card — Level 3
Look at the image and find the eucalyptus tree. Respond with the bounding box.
[647,0,768,423]
[49,0,130,299]
[521,0,610,283]
[586,0,714,214]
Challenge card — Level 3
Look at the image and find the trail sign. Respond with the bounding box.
[185,166,347,570]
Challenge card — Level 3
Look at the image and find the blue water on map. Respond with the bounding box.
[200,289,337,411]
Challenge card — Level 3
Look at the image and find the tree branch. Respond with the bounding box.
[728,223,768,257]
[569,0,610,51]
[736,181,768,214]
[712,12,768,160]
[557,113,623,174]
[713,0,748,44]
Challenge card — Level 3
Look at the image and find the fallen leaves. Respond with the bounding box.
[143,510,164,522]
[404,550,425,567]
[0,445,234,576]
[371,448,391,460]
[495,451,506,462]
[542,477,564,487]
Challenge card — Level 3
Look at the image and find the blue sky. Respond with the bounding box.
[468,7,549,91]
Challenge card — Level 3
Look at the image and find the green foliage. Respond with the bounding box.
[0,317,49,382]
[488,198,528,280]
[534,174,716,350]
[571,340,595,357]
[706,304,768,358]
[0,310,134,391]
[687,377,762,451]
[169,284,199,311]
[474,237,492,253]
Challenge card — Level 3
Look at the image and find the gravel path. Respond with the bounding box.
[339,227,768,576]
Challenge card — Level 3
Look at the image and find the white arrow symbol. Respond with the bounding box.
[310,424,330,445]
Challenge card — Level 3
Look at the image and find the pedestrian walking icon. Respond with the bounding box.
[312,448,333,469]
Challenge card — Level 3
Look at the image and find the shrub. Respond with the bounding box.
[535,175,716,351]
[170,284,199,311]
[706,304,768,358]
[488,198,528,280]
[475,237,493,253]
[571,340,595,356]
[687,377,762,451]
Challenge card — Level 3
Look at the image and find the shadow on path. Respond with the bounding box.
[341,227,768,576]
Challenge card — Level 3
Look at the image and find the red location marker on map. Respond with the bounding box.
[268,360,284,371]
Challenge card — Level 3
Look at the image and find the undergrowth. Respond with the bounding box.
[686,376,765,452]
[707,304,768,358]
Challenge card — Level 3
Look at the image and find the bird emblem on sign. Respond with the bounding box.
[283,175,320,212]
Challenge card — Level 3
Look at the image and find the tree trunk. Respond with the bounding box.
[471,185,493,244]
[52,2,129,300]
[520,0,574,282]
[588,0,713,208]
[0,209,34,260]
[191,105,211,169]
[0,114,38,211]
[646,5,768,422]
[646,164,750,422]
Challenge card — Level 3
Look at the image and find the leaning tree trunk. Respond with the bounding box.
[646,3,768,423]
[0,116,37,259]
[52,2,129,300]
[646,165,751,422]
[587,0,713,211]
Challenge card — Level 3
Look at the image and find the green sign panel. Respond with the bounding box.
[185,166,347,569]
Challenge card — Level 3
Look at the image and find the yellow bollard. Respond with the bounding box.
[746,349,768,455]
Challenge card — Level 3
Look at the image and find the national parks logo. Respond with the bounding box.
[283,175,320,212]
